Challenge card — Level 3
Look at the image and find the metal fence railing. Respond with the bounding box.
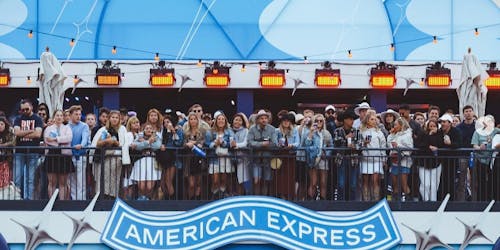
[0,146,499,202]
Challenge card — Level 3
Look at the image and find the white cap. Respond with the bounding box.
[438,113,453,123]
[325,105,336,112]
[295,114,305,124]
[354,102,371,115]
[213,110,224,119]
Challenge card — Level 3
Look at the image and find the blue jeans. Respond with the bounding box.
[337,158,358,200]
[14,153,40,200]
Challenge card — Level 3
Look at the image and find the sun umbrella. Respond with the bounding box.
[457,49,488,118]
[38,49,67,113]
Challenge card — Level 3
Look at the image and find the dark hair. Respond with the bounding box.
[399,103,410,110]
[20,99,33,106]
[462,105,474,112]
[428,105,440,113]
[163,114,178,127]
[99,107,110,115]
[119,107,128,115]
[0,117,11,136]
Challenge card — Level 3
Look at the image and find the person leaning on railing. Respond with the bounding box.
[387,117,413,202]
[471,115,499,201]
[43,110,73,200]
[248,110,277,196]
[157,114,183,200]
[415,119,444,201]
[437,114,462,201]
[129,124,162,201]
[333,109,362,201]
[359,112,387,201]
[183,112,206,200]
[90,110,127,199]
[230,113,250,195]
[205,111,234,199]
[275,113,300,200]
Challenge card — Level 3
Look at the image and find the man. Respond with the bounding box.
[13,99,43,199]
[428,105,441,121]
[455,105,476,201]
[68,105,90,200]
[398,103,423,201]
[438,113,462,201]
[248,110,277,195]
[333,109,362,200]
[324,105,337,137]
[353,102,370,129]
[63,109,70,125]
[91,107,109,141]
[182,104,211,131]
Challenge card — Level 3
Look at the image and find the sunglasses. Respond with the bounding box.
[315,119,324,122]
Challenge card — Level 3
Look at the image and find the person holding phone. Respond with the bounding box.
[360,112,386,201]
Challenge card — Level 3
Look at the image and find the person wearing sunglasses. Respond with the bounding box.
[13,99,44,200]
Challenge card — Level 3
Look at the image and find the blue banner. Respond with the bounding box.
[101,196,401,250]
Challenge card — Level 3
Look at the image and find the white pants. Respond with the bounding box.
[70,156,86,200]
[418,164,442,201]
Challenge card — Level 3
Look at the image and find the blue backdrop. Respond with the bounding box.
[0,0,499,61]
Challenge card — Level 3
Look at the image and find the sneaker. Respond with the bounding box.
[401,193,406,202]
[137,195,149,201]
[333,189,339,201]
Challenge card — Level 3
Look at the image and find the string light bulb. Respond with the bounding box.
[240,64,246,72]
[73,75,79,84]
[28,30,33,39]
[154,52,160,61]
[474,28,479,36]
[258,62,263,70]
[390,43,395,52]
[433,36,437,44]
[27,76,32,84]
[348,50,352,58]
[112,46,117,54]
[70,38,75,47]
[419,78,425,86]
[197,59,202,67]
[304,56,309,64]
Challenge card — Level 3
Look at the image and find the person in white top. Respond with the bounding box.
[387,117,414,201]
[360,112,387,201]
[353,102,370,129]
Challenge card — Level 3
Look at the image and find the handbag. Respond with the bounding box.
[215,146,229,156]
[156,150,175,167]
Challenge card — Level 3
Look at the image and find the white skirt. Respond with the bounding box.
[360,160,384,174]
[130,157,162,181]
[209,157,234,174]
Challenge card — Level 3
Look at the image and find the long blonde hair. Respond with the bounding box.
[360,112,379,132]
[143,108,163,132]
[184,112,201,139]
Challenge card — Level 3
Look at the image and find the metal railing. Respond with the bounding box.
[0,146,498,203]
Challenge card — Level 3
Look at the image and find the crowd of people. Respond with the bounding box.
[0,99,499,202]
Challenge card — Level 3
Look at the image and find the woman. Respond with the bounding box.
[274,113,299,200]
[452,115,461,127]
[413,112,426,128]
[0,117,15,188]
[122,116,141,200]
[387,117,413,201]
[380,109,399,137]
[360,112,387,201]
[231,113,250,195]
[417,119,444,201]
[91,110,127,199]
[43,110,73,200]
[183,112,206,200]
[206,112,234,199]
[143,108,163,137]
[129,124,162,200]
[307,114,332,200]
[158,115,183,200]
